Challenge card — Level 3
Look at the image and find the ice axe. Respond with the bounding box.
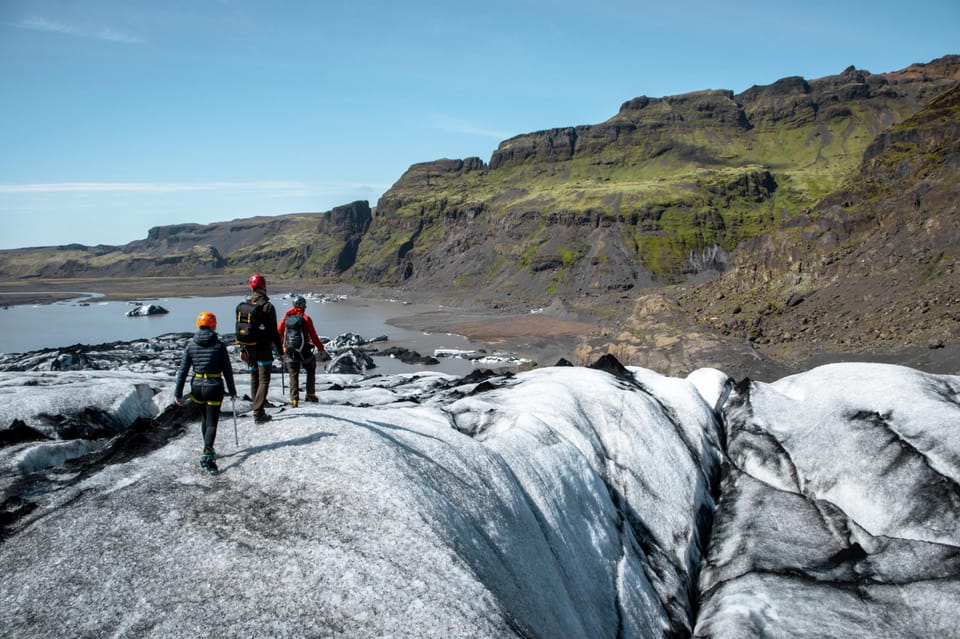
[232,397,238,446]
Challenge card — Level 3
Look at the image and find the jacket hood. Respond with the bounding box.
[284,307,305,318]
[193,327,219,347]
[249,289,270,304]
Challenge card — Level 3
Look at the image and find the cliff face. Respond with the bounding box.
[0,202,372,281]
[676,81,960,359]
[350,56,958,304]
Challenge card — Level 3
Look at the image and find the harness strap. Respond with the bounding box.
[188,395,223,407]
[194,372,222,379]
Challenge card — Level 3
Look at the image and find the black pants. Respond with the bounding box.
[190,379,225,452]
[197,404,221,451]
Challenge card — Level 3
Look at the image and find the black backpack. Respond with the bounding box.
[235,300,267,346]
[284,313,310,356]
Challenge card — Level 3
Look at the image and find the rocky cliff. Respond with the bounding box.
[351,56,959,302]
[673,81,960,365]
[0,202,372,281]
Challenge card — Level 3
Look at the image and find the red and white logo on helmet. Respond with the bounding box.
[249,273,266,290]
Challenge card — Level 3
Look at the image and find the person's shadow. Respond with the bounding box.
[217,429,335,472]
[215,409,449,473]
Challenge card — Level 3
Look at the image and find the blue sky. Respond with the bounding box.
[1,0,957,250]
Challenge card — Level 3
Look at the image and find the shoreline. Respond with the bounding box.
[3,278,954,377]
[0,277,581,368]
[0,276,250,307]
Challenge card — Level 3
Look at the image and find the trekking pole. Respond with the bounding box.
[281,355,286,396]
[232,397,239,446]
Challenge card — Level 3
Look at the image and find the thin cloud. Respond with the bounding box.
[431,115,511,141]
[0,181,300,194]
[0,181,391,195]
[13,16,142,44]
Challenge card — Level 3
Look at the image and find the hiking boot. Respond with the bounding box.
[203,447,217,459]
[291,399,299,408]
[200,453,218,474]
[254,412,272,424]
[304,394,319,403]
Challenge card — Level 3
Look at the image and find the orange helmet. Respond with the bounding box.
[249,273,266,290]
[196,311,217,329]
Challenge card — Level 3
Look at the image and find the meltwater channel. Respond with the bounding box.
[0,293,490,376]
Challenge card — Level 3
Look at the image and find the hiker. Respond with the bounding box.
[278,295,328,407]
[174,311,238,474]
[235,273,283,424]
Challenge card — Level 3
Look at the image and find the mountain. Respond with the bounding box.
[2,57,956,295]
[353,56,959,298]
[0,202,371,280]
[1,339,958,637]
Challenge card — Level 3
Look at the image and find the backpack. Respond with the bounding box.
[235,300,267,346]
[284,312,310,356]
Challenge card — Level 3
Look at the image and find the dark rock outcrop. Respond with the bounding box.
[125,304,169,317]
[679,81,960,363]
[319,201,373,273]
[326,348,377,374]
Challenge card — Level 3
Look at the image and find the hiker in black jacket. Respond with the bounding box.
[236,273,283,424]
[174,311,238,473]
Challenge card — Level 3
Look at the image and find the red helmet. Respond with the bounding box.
[249,273,266,290]
[196,311,217,329]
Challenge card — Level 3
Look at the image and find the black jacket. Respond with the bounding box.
[174,328,238,399]
[244,288,283,360]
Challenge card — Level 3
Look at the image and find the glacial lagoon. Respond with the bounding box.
[0,293,492,376]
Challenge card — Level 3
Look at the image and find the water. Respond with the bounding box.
[0,293,491,376]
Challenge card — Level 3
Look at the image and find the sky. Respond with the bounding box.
[0,0,957,250]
